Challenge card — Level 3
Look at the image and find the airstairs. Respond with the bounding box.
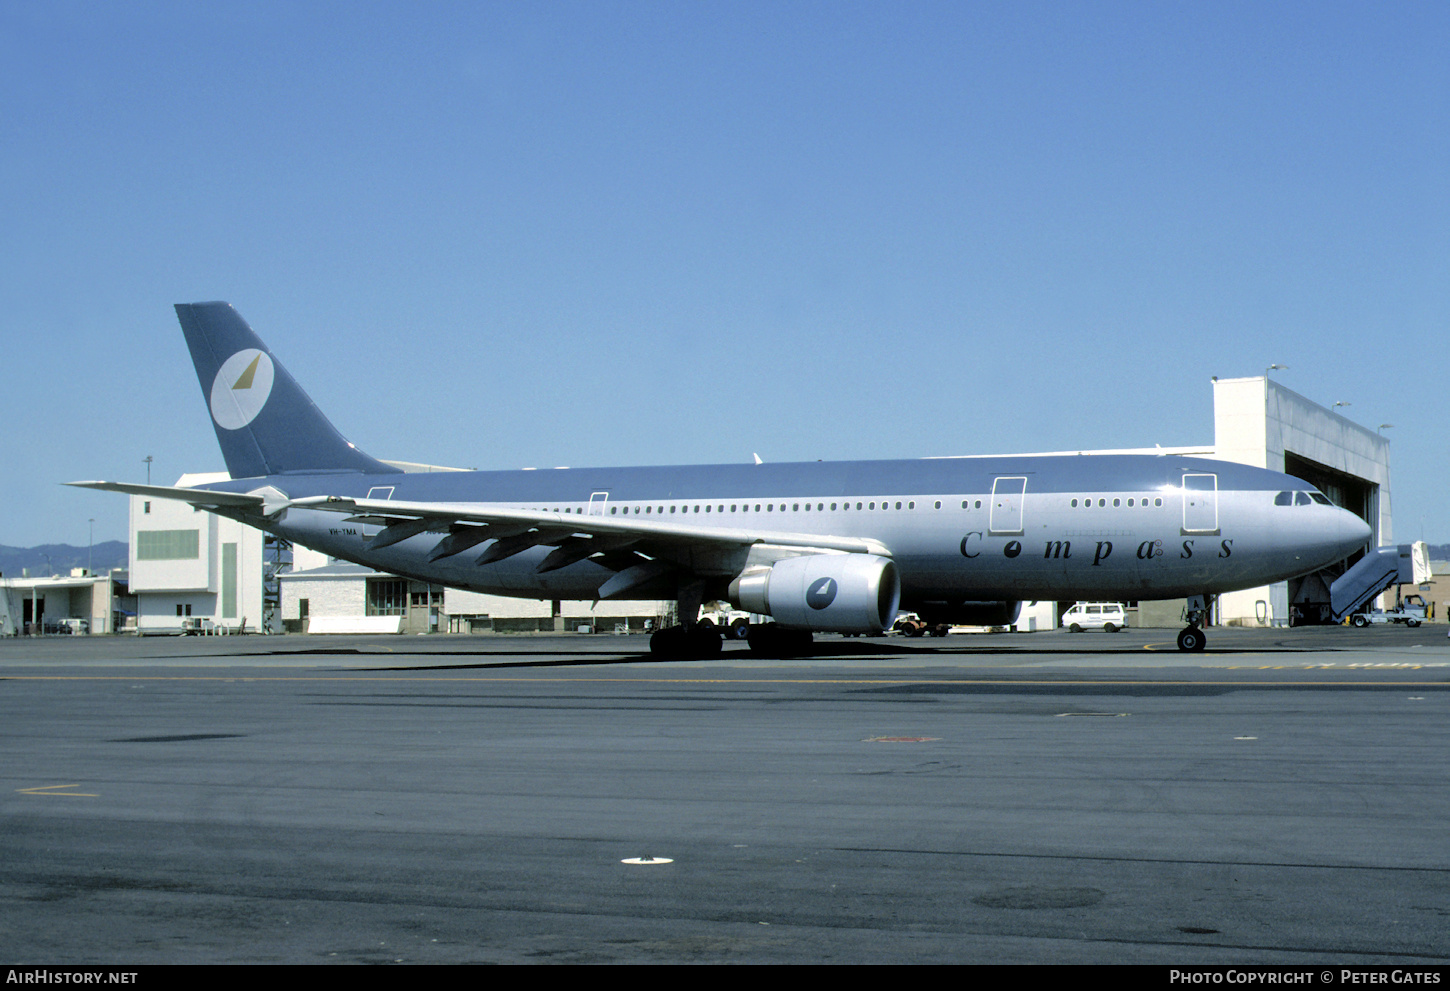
[1329,543,1426,621]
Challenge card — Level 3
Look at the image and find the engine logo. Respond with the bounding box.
[806,577,837,610]
[209,349,275,430]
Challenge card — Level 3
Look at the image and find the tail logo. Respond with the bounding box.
[209,349,275,430]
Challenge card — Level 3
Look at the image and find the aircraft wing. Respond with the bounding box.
[287,495,891,595]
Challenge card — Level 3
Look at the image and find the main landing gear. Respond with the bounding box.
[648,579,724,659]
[644,580,819,660]
[1176,594,1208,652]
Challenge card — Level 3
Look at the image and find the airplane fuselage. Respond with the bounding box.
[201,453,1367,607]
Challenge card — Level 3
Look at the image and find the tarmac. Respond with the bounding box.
[2,625,1448,964]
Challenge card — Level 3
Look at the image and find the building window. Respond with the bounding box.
[221,543,237,619]
[137,530,200,560]
[367,579,407,616]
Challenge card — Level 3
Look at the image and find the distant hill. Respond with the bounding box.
[0,542,127,578]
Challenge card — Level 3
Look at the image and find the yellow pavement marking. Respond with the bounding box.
[18,784,97,797]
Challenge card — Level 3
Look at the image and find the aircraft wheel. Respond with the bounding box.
[689,625,723,657]
[650,626,687,657]
[652,625,722,659]
[747,623,779,657]
[1351,614,1369,628]
[1176,627,1206,652]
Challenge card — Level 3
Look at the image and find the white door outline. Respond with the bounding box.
[989,476,1027,535]
[1182,473,1219,534]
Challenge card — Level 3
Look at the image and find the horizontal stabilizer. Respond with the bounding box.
[65,481,264,509]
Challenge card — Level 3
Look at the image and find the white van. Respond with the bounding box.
[1062,602,1128,633]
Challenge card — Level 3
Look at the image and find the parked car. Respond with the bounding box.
[1062,602,1128,633]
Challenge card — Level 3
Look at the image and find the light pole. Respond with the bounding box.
[88,519,94,575]
[1266,363,1288,377]
[143,455,153,485]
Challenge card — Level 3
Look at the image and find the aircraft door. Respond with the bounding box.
[587,491,609,516]
[1182,474,1218,534]
[989,476,1027,535]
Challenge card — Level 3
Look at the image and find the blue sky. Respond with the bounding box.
[3,1,1446,548]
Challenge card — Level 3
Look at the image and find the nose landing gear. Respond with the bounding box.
[1176,594,1208,652]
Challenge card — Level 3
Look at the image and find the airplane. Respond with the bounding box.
[71,302,1372,655]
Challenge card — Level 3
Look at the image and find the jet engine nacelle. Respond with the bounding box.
[729,553,901,634]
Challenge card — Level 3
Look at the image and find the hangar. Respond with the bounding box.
[0,569,128,636]
[1208,375,1389,626]
[115,373,1390,634]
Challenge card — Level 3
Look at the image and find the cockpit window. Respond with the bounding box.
[1276,490,1331,507]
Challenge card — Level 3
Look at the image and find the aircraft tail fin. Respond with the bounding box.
[174,302,400,479]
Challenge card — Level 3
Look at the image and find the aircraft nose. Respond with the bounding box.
[1337,508,1372,554]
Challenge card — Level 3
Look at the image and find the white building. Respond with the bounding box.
[444,588,673,634]
[0,569,126,636]
[128,473,265,634]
